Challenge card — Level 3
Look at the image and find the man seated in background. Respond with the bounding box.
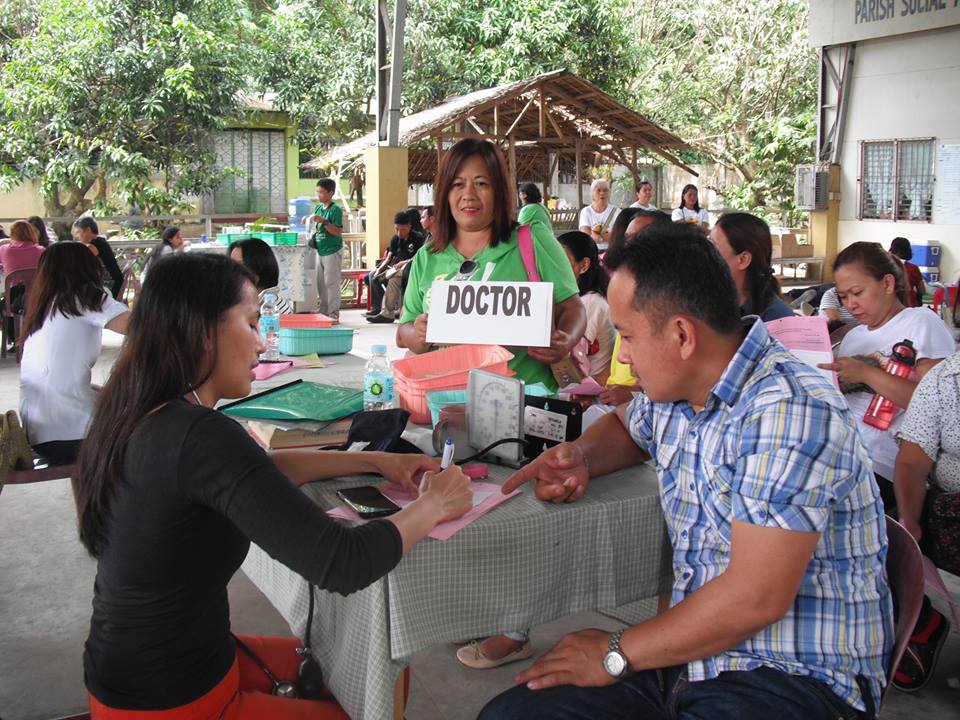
[366,211,425,324]
[482,224,892,720]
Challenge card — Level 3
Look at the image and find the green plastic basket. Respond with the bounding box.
[253,231,299,246]
[216,232,253,245]
[279,327,354,356]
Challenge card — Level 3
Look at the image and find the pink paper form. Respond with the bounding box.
[327,482,520,541]
[253,361,293,380]
[765,315,838,388]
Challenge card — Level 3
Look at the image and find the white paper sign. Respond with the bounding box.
[426,280,553,347]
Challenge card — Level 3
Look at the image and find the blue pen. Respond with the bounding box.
[440,438,455,469]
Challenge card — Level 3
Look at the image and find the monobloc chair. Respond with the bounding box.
[881,516,926,712]
[2,267,37,362]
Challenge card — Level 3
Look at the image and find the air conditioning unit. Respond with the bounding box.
[795,165,829,211]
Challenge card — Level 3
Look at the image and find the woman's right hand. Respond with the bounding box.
[418,465,473,522]
[405,313,429,348]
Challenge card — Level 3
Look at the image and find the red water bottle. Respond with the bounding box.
[863,339,917,431]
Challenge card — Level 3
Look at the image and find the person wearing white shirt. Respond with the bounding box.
[19,243,130,465]
[671,184,710,229]
[817,242,954,500]
[578,179,620,245]
[628,180,657,211]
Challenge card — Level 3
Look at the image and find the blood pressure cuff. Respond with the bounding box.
[337,408,421,454]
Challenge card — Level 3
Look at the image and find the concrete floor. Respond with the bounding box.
[2,308,958,719]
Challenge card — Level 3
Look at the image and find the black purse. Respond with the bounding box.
[233,583,327,699]
[307,231,318,250]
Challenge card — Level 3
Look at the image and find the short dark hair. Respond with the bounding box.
[73,216,99,234]
[394,211,411,225]
[834,241,907,305]
[520,182,542,204]
[635,180,652,193]
[230,237,279,290]
[889,236,912,261]
[607,208,670,258]
[421,206,434,218]
[604,223,741,335]
[316,178,336,193]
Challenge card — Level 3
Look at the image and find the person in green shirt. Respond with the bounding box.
[312,178,344,321]
[517,182,553,232]
[398,139,584,395]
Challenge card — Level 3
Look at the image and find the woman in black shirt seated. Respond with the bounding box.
[74,252,471,719]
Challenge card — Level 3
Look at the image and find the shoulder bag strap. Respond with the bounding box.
[517,224,541,282]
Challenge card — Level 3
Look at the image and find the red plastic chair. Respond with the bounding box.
[881,516,925,709]
[930,285,958,314]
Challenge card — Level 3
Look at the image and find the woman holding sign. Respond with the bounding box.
[397,138,585,393]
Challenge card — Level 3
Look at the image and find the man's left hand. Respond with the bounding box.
[516,629,618,690]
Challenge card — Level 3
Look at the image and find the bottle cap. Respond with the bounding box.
[371,344,388,354]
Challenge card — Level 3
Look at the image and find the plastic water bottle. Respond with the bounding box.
[863,339,916,431]
[260,293,280,361]
[363,344,394,411]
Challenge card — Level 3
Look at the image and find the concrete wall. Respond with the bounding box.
[836,24,960,282]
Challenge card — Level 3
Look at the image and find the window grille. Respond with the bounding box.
[213,130,287,214]
[858,138,934,222]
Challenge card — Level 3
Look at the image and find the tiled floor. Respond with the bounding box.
[1,308,958,719]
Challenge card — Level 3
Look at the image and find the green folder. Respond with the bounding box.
[221,380,362,422]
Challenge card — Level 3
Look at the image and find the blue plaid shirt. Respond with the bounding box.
[626,318,893,712]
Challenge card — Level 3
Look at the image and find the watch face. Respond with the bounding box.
[603,651,627,677]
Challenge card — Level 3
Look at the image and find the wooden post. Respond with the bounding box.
[575,137,583,208]
[630,146,640,188]
[538,86,546,138]
[508,135,518,198]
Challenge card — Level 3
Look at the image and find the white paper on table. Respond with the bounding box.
[765,315,838,389]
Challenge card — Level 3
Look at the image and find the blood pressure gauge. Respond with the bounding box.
[466,369,525,466]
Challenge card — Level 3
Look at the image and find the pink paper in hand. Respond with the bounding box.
[327,482,520,540]
[253,361,293,380]
[561,377,604,396]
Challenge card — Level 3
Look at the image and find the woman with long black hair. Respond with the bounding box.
[74,252,472,718]
[19,242,130,464]
[558,230,614,384]
[710,212,793,322]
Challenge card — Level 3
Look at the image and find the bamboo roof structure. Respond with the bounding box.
[302,70,697,188]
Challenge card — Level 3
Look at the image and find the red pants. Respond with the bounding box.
[89,635,349,720]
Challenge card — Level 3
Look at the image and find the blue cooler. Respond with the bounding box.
[912,243,940,267]
[288,197,314,233]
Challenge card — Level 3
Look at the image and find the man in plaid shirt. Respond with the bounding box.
[485,224,893,720]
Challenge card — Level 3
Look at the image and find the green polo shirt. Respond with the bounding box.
[313,202,343,256]
[517,202,553,232]
[400,223,579,390]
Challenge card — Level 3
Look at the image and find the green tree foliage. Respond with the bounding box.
[628,0,817,222]
[0,0,254,216]
[253,0,641,155]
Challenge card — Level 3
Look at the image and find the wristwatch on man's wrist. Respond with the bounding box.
[602,629,629,678]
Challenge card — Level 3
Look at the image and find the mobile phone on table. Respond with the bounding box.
[336,486,401,518]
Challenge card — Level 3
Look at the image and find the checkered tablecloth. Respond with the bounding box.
[241,462,671,720]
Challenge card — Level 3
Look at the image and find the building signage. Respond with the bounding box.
[809,0,960,46]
